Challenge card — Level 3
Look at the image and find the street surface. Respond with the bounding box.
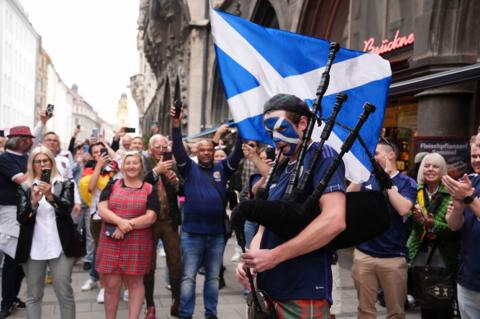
[4,241,420,318]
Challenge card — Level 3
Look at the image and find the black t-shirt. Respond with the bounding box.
[0,151,28,205]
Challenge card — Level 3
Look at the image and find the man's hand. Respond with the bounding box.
[170,105,183,128]
[164,170,178,185]
[241,248,280,273]
[242,143,258,161]
[39,109,50,125]
[442,174,475,200]
[153,160,173,175]
[96,153,110,169]
[235,262,255,290]
[412,204,427,224]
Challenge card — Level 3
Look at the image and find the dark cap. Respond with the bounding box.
[263,94,311,117]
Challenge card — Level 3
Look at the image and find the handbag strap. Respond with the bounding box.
[425,240,440,266]
[199,168,226,209]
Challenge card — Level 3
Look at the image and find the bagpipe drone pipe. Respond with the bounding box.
[231,43,392,253]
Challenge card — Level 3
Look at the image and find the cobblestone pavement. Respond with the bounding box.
[3,242,420,318]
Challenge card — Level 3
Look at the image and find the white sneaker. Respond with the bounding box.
[81,278,98,291]
[122,289,129,302]
[159,247,166,257]
[97,288,105,304]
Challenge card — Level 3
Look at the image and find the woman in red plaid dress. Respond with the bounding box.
[96,152,159,319]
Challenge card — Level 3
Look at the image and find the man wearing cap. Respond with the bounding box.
[236,93,347,317]
[0,126,33,318]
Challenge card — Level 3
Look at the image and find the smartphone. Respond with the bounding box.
[124,127,136,133]
[0,130,4,138]
[265,147,276,161]
[163,152,172,161]
[100,147,108,156]
[46,104,54,118]
[104,224,116,237]
[40,169,51,183]
[76,124,81,129]
[82,144,89,153]
[92,128,99,140]
[173,100,183,118]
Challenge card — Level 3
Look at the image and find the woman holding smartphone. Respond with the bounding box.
[16,145,84,319]
[96,151,158,319]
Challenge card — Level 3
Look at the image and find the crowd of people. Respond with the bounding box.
[0,93,479,319]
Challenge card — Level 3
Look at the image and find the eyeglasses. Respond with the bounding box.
[33,159,51,165]
[151,145,168,150]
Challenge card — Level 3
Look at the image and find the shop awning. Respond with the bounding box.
[389,62,480,96]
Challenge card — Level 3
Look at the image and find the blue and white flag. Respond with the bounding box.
[210,9,391,183]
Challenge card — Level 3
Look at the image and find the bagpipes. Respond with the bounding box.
[231,41,393,256]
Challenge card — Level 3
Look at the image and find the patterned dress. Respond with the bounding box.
[96,179,159,275]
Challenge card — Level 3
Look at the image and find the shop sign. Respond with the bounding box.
[415,136,470,179]
[363,30,415,55]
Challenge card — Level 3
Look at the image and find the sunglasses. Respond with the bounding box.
[247,143,257,148]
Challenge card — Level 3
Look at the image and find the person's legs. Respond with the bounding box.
[124,275,145,319]
[179,232,205,318]
[1,254,24,313]
[376,256,407,319]
[103,274,122,319]
[203,233,225,318]
[83,208,95,264]
[144,219,161,308]
[457,284,480,319]
[22,258,47,319]
[351,249,379,319]
[49,254,76,319]
[162,220,181,303]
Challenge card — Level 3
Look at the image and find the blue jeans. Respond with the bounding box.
[244,220,258,249]
[457,284,480,319]
[179,232,225,318]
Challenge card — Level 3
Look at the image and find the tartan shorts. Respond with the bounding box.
[273,299,330,319]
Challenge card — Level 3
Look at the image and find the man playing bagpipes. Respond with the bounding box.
[236,93,347,318]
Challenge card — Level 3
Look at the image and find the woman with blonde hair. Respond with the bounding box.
[407,152,459,319]
[95,151,159,319]
[16,145,84,319]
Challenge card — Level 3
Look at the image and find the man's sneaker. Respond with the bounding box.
[122,289,129,302]
[81,278,98,291]
[159,247,166,257]
[12,299,25,309]
[97,288,105,304]
[0,308,10,319]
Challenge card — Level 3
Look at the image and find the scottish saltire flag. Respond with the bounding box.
[210,9,391,183]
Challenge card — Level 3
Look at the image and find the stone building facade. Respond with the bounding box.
[131,0,480,168]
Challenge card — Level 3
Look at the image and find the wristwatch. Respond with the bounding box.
[463,193,475,205]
